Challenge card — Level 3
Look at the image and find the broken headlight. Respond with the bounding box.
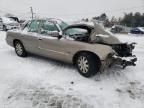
[112,43,136,57]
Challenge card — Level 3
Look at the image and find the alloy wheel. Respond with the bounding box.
[15,42,23,56]
[77,56,89,73]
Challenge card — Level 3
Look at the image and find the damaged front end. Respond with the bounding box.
[90,20,137,69]
[105,42,137,69]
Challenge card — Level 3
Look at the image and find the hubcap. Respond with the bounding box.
[15,43,23,55]
[77,56,89,73]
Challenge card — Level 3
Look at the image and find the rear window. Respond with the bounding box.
[23,20,41,32]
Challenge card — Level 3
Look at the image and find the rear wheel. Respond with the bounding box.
[14,41,27,57]
[76,53,101,77]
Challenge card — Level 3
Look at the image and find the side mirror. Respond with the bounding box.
[40,29,62,39]
[48,31,62,39]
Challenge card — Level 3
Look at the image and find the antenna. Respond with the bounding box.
[30,7,34,19]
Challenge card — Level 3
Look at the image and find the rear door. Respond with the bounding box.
[20,20,41,54]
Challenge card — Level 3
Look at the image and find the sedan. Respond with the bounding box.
[6,18,137,77]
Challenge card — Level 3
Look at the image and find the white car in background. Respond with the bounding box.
[0,17,20,31]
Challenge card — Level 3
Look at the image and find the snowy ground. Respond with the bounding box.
[0,31,144,108]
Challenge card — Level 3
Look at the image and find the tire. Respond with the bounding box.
[76,53,101,77]
[14,41,27,57]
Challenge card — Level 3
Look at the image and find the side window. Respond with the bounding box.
[41,21,58,35]
[65,28,88,35]
[24,20,40,32]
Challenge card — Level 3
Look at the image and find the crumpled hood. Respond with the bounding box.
[96,33,121,44]
[89,21,121,44]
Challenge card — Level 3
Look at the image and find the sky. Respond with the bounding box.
[0,0,143,20]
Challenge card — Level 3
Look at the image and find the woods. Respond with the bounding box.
[121,12,144,27]
[93,12,144,27]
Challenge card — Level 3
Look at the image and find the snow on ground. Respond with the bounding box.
[0,31,144,108]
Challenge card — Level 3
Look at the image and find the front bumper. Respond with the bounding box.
[101,42,137,71]
[101,53,137,71]
[111,55,137,69]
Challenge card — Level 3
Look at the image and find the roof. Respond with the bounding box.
[31,18,64,24]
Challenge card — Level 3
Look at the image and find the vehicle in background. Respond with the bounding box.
[130,27,144,34]
[111,25,131,33]
[0,17,20,31]
[0,17,3,30]
[8,16,19,23]
[6,18,137,77]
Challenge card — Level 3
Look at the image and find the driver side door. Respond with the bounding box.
[38,21,71,61]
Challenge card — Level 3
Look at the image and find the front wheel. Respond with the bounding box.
[14,41,27,57]
[76,53,101,78]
